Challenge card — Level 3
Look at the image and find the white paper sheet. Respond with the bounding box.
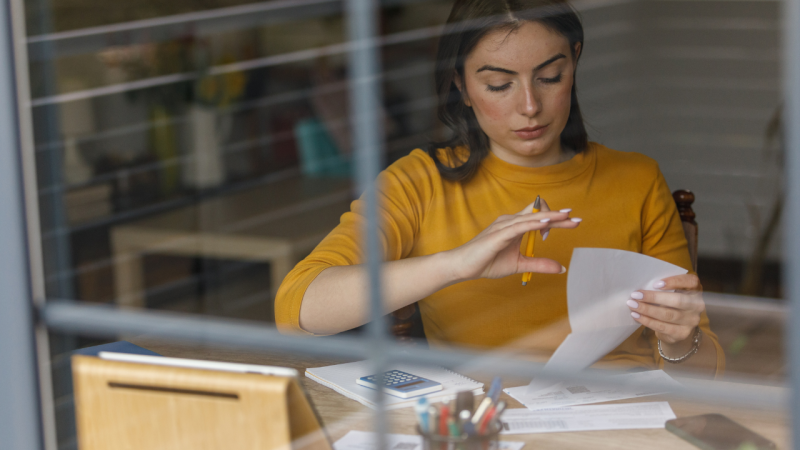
[525,248,688,393]
[506,370,681,410]
[498,402,676,434]
[333,430,525,450]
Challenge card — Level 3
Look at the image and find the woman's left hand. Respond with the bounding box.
[627,274,705,346]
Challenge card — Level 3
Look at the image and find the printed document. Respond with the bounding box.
[505,369,681,410]
[334,431,525,450]
[525,248,687,393]
[498,402,676,434]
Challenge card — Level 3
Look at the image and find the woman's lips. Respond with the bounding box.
[514,124,548,139]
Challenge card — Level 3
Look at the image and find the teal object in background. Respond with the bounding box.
[295,118,352,177]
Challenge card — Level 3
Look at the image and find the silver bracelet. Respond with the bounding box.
[658,327,702,364]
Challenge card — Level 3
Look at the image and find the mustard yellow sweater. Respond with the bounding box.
[276,143,725,374]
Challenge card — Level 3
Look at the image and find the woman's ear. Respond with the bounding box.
[572,42,582,61]
[453,73,472,107]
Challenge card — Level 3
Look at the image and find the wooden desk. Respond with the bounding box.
[130,338,789,449]
[111,176,352,307]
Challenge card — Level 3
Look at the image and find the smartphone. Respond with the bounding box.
[666,414,776,450]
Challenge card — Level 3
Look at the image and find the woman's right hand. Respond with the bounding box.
[444,201,581,282]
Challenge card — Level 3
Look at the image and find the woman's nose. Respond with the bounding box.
[518,86,541,117]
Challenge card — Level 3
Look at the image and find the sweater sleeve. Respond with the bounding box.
[640,165,726,378]
[274,150,437,334]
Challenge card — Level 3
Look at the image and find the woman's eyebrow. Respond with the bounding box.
[474,53,567,75]
[535,53,566,71]
[475,65,517,75]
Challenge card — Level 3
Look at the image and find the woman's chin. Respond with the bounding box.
[512,141,559,159]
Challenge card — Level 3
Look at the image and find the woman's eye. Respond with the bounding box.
[540,73,563,84]
[486,82,511,92]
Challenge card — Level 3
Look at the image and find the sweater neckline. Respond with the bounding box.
[481,142,597,184]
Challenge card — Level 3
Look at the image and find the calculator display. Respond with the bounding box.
[397,380,425,388]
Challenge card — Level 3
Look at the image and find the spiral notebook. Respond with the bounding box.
[305,360,484,410]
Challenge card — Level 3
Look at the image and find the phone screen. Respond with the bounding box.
[666,414,776,450]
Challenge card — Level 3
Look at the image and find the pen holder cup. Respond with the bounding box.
[417,426,501,450]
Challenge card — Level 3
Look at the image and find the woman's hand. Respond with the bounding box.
[444,201,581,282]
[627,274,705,353]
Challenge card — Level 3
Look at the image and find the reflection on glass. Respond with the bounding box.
[278,0,737,382]
[22,0,789,448]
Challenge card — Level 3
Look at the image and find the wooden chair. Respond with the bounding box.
[390,189,699,341]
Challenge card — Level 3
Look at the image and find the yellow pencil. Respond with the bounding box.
[522,196,541,286]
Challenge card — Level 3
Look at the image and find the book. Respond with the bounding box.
[305,360,484,410]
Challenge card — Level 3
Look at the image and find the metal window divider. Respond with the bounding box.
[784,0,800,447]
[346,0,390,448]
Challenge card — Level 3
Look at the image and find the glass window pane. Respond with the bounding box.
[14,0,793,448]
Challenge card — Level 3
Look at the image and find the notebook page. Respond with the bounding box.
[306,360,484,410]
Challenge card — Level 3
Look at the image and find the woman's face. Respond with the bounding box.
[459,21,579,167]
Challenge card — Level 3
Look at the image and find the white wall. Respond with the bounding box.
[577,0,782,260]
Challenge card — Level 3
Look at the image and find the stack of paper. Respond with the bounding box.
[505,369,681,410]
[524,248,688,394]
[499,402,676,434]
[306,360,484,410]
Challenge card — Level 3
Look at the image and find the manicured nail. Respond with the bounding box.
[631,312,641,319]
[654,281,666,289]
[626,299,639,309]
[559,208,572,213]
[540,218,551,223]
[570,218,582,223]
[631,291,643,300]
[559,265,567,274]
[542,230,550,241]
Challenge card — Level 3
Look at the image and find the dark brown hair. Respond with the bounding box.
[428,0,588,181]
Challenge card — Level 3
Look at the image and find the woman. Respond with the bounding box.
[276,0,724,376]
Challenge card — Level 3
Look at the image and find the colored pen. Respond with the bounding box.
[456,390,474,414]
[415,397,430,433]
[471,397,493,425]
[486,377,502,404]
[428,405,439,435]
[457,409,473,436]
[492,400,508,430]
[479,405,497,435]
[439,404,450,436]
[447,417,460,437]
[522,195,541,286]
[463,419,476,437]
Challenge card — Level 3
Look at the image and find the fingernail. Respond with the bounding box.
[626,299,639,309]
[570,218,582,222]
[542,230,550,241]
[654,281,666,289]
[559,265,566,274]
[631,312,641,319]
[540,218,551,223]
[559,208,572,213]
[631,291,643,300]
